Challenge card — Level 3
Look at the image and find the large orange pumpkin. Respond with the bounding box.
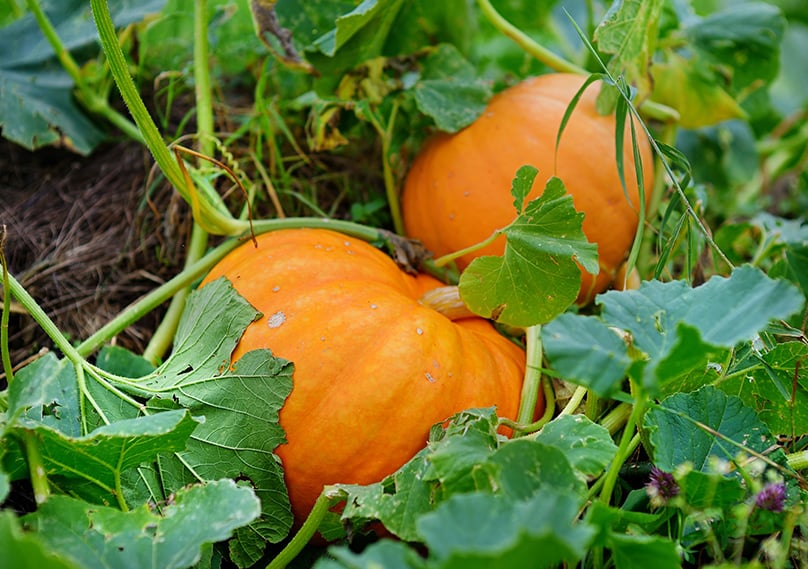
[401,73,654,304]
[201,228,531,523]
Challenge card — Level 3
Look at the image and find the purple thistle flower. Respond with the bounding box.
[755,482,786,513]
[646,466,680,508]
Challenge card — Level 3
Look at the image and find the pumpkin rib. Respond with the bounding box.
[201,228,531,524]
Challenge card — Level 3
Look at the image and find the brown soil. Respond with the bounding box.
[1,138,192,369]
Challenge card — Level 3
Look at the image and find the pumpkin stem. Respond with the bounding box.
[418,286,477,321]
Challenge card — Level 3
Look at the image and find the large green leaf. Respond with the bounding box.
[10,410,198,506]
[643,386,780,472]
[685,2,786,91]
[7,352,80,437]
[416,490,594,568]
[111,278,296,555]
[533,414,618,478]
[411,43,491,133]
[717,342,808,436]
[22,480,260,569]
[0,511,80,569]
[545,266,804,396]
[459,174,599,328]
[0,0,167,153]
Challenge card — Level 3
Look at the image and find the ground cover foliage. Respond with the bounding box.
[1,0,807,568]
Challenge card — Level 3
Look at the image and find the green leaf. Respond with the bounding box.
[96,345,157,378]
[533,414,619,478]
[304,0,407,91]
[23,480,260,569]
[0,510,80,569]
[411,44,491,133]
[546,268,804,396]
[685,2,786,91]
[542,313,633,397]
[7,353,80,437]
[333,408,591,543]
[0,0,167,153]
[510,165,538,215]
[11,410,198,506]
[416,490,594,568]
[459,177,599,327]
[334,408,501,542]
[775,244,808,297]
[717,342,808,436]
[316,540,426,569]
[643,386,779,472]
[101,278,296,548]
[604,265,802,350]
[147,348,294,544]
[383,0,474,57]
[676,468,746,510]
[478,440,587,501]
[139,277,262,393]
[593,0,664,102]
[608,533,681,569]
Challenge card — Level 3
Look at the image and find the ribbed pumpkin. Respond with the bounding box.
[401,73,654,304]
[201,228,531,523]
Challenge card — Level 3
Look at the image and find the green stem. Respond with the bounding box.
[1,227,13,386]
[7,273,85,365]
[90,0,241,235]
[24,430,50,504]
[26,0,143,142]
[433,229,502,268]
[478,0,679,123]
[382,101,404,235]
[586,432,641,503]
[194,0,215,158]
[90,0,182,188]
[787,450,808,472]
[504,375,555,434]
[142,225,210,364]
[363,103,404,234]
[515,325,543,431]
[265,491,333,569]
[557,385,587,416]
[476,0,584,75]
[599,402,632,436]
[599,393,645,504]
[143,1,214,364]
[76,218,400,358]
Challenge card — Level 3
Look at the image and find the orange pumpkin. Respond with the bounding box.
[201,228,531,523]
[401,73,654,305]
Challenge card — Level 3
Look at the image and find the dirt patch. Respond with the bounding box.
[1,138,191,368]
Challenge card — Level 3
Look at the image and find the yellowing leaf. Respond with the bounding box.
[650,54,746,129]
